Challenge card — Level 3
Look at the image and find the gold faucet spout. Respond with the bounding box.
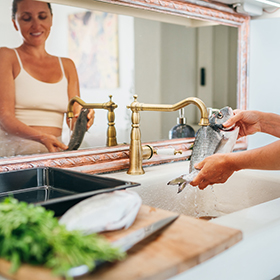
[127,96,209,126]
[67,95,118,146]
[127,95,209,175]
[67,96,117,118]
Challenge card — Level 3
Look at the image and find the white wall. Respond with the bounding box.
[49,5,134,148]
[160,23,197,139]
[0,0,21,47]
[135,21,237,141]
[248,18,280,149]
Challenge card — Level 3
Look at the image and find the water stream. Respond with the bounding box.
[68,118,73,142]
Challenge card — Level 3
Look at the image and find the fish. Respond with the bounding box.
[67,108,89,151]
[167,106,239,193]
[59,190,142,235]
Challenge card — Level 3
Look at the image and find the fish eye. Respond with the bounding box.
[217,112,223,119]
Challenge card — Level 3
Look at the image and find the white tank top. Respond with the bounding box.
[13,49,68,128]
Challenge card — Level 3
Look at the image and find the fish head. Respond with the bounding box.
[209,106,234,131]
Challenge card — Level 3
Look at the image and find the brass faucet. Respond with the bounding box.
[67,95,118,147]
[126,95,209,175]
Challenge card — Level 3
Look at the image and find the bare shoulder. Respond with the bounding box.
[61,57,78,79]
[0,47,16,59]
[0,47,12,53]
[0,48,17,71]
[61,57,76,70]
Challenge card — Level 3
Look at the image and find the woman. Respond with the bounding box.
[0,0,94,157]
[191,109,280,189]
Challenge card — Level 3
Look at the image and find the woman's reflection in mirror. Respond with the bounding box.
[0,0,94,157]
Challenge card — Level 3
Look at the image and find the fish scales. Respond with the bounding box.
[67,108,89,151]
[190,126,222,172]
[59,190,142,234]
[167,106,239,193]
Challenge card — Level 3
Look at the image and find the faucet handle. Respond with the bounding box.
[155,148,182,156]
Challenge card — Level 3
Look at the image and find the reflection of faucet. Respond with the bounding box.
[67,95,118,147]
[126,95,209,175]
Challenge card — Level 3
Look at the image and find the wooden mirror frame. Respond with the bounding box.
[0,0,249,173]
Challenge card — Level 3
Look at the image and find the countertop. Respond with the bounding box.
[171,196,280,280]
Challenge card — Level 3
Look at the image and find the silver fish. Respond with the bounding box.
[67,108,89,151]
[167,106,239,193]
[59,190,142,235]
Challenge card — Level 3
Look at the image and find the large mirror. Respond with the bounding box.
[0,0,249,168]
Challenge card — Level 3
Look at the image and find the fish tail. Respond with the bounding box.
[167,172,197,194]
[177,182,187,194]
[167,175,190,194]
[167,175,186,186]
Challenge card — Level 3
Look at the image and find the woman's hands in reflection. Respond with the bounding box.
[40,134,68,153]
[86,109,95,130]
[72,108,95,130]
[67,107,95,130]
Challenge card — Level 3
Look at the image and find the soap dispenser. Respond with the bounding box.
[169,108,195,139]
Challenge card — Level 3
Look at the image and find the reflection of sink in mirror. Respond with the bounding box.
[99,161,280,218]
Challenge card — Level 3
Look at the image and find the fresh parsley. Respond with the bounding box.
[0,197,125,279]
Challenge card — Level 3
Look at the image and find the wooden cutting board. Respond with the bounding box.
[0,205,242,280]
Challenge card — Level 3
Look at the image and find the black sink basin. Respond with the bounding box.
[0,167,140,216]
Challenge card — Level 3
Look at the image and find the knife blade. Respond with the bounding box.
[68,214,179,278]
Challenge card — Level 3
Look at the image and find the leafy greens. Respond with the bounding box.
[0,197,125,279]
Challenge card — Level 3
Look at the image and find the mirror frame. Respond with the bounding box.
[0,0,249,173]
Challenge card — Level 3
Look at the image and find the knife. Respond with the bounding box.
[68,214,179,278]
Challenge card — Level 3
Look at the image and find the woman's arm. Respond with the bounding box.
[224,110,280,138]
[0,48,67,152]
[190,109,280,189]
[191,140,280,190]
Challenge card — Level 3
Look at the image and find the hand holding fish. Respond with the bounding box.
[224,109,280,139]
[223,109,262,138]
[190,109,280,189]
[67,108,95,151]
[167,107,239,193]
[188,108,269,190]
[71,108,95,130]
[190,153,236,190]
[86,109,95,130]
[169,108,280,192]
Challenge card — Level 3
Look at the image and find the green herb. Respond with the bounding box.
[0,197,125,279]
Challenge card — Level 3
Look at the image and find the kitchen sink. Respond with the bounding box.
[0,167,140,216]
[97,161,280,218]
